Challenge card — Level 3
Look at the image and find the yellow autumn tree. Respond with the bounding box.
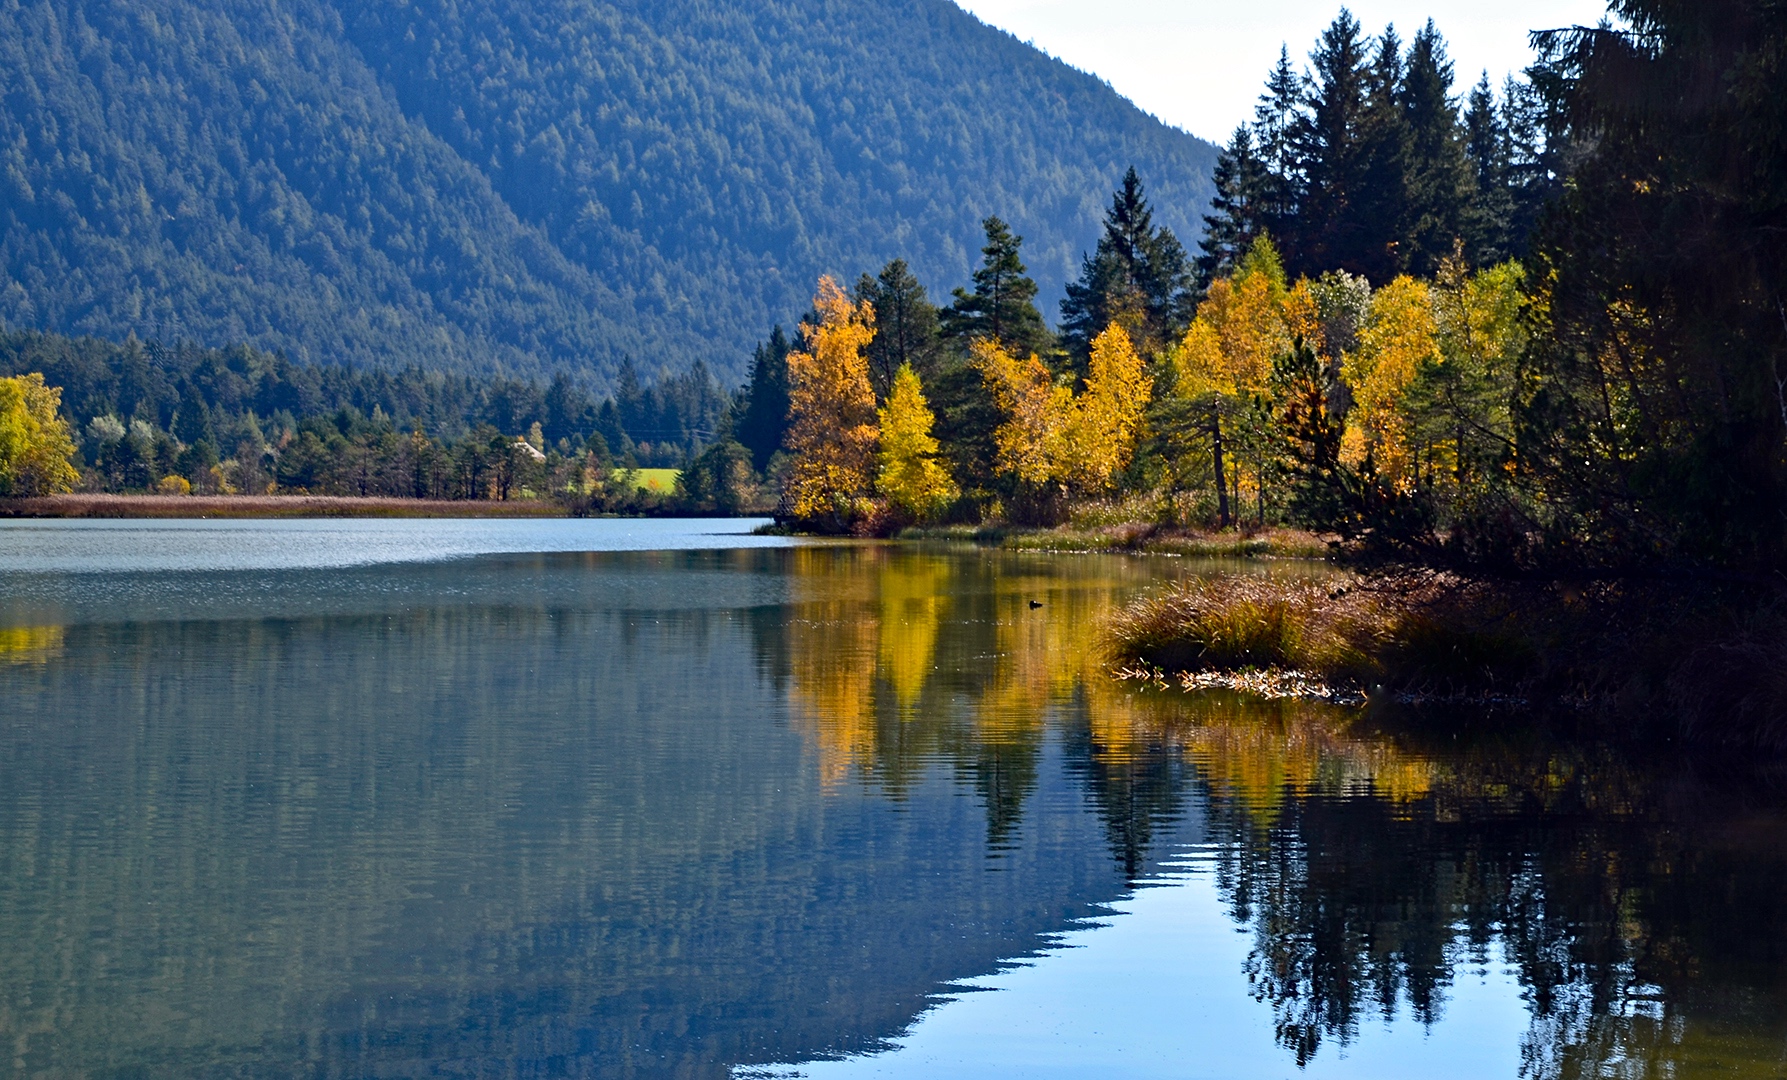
[1063,324,1152,490]
[973,338,1074,487]
[783,276,879,529]
[876,363,957,521]
[1171,237,1290,525]
[1341,276,1440,488]
[974,325,1151,506]
[0,373,80,497]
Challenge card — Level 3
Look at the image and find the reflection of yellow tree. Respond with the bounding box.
[877,555,948,713]
[783,549,1167,787]
[1076,688,1436,823]
[0,625,66,664]
[784,549,882,789]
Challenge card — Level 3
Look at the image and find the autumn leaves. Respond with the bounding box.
[780,277,1152,533]
[0,373,80,497]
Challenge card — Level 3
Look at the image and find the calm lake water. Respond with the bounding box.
[1,518,1784,1078]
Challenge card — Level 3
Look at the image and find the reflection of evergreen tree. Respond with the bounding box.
[1184,717,1787,1075]
[1060,701,1189,882]
[971,741,1040,851]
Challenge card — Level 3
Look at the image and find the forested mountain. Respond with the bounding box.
[0,0,1217,388]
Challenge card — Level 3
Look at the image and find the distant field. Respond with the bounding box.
[616,468,681,493]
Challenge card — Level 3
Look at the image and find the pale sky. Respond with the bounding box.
[953,1,1613,143]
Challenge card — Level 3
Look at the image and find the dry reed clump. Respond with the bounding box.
[1108,572,1564,698]
[1107,576,1386,682]
[1108,572,1787,748]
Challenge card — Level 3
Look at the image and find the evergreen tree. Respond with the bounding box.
[855,260,943,400]
[1295,12,1375,278]
[1463,73,1517,263]
[736,326,794,471]
[1060,168,1194,367]
[1353,25,1410,282]
[1198,127,1270,287]
[1397,21,1475,276]
[1253,45,1304,244]
[941,217,1053,358]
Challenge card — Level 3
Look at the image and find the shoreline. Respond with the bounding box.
[1104,571,1787,749]
[897,523,1333,560]
[0,494,571,519]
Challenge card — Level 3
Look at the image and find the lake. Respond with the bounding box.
[1,518,1783,1078]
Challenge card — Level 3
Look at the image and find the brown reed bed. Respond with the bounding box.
[1106,571,1787,749]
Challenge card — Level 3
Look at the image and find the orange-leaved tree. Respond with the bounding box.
[783,276,879,530]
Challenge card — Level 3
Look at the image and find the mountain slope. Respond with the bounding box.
[0,0,1216,385]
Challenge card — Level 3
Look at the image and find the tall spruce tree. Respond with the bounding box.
[735,326,794,471]
[1199,127,1271,286]
[1295,11,1375,279]
[855,259,943,400]
[1463,73,1517,263]
[1397,21,1475,276]
[941,217,1053,358]
[1354,25,1410,282]
[1254,46,1304,246]
[1060,168,1194,368]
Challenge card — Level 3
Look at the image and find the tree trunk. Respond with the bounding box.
[1211,408,1230,529]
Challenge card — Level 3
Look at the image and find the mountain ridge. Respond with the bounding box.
[0,0,1216,388]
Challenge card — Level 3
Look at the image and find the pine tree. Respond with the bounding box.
[876,364,956,520]
[1397,21,1475,276]
[736,326,794,471]
[941,217,1053,358]
[856,259,943,401]
[1060,168,1194,368]
[1198,127,1269,287]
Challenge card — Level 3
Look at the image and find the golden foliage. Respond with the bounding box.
[1066,325,1153,490]
[876,363,957,519]
[783,276,879,524]
[1341,276,1439,485]
[974,325,1152,493]
[973,338,1074,486]
[0,373,80,497]
[1176,269,1289,398]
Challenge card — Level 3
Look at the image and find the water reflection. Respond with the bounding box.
[0,535,1784,1077]
[752,548,1787,1078]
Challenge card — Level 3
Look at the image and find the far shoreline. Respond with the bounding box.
[0,494,572,519]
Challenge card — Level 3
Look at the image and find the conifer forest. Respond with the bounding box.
[9,1,1780,589]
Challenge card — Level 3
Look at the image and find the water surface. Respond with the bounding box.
[1,519,1784,1078]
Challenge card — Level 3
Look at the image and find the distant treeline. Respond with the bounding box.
[0,327,735,507]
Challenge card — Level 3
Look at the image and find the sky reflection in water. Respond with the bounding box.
[0,519,1783,1079]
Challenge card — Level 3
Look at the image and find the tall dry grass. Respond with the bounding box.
[1107,573,1787,747]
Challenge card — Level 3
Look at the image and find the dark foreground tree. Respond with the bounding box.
[1512,0,1787,576]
